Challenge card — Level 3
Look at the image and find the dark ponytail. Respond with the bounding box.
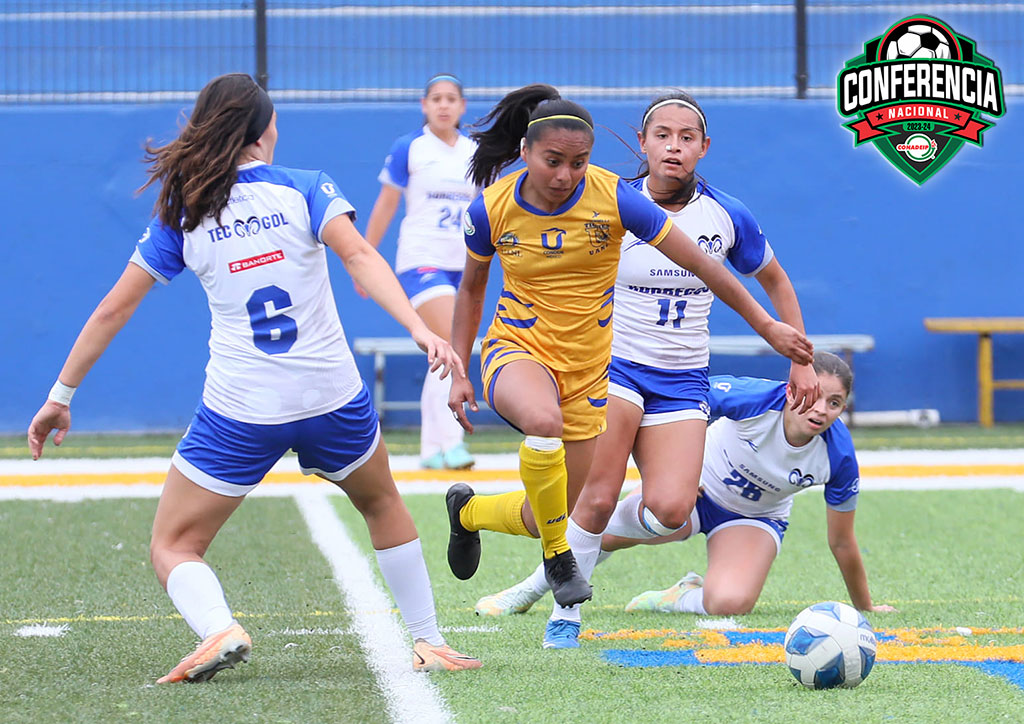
[468,84,594,187]
[138,73,272,232]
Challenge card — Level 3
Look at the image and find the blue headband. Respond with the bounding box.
[425,74,463,95]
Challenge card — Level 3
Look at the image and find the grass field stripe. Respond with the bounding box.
[5,463,1024,488]
[294,491,453,724]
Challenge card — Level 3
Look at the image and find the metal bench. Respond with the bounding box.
[924,317,1024,427]
[352,334,875,420]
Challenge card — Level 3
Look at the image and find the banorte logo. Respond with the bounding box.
[837,16,1005,185]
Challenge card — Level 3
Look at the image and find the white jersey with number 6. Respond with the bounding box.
[378,126,478,273]
[130,160,361,425]
[612,178,775,370]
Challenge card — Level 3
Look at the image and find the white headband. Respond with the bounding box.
[642,99,707,134]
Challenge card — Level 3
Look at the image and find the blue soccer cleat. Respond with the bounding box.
[542,619,581,649]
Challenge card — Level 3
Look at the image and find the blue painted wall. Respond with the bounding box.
[4,99,1021,433]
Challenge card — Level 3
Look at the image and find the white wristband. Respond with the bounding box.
[48,380,76,406]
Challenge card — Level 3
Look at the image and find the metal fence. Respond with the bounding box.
[1,1,1020,103]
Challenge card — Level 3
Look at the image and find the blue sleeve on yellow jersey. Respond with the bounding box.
[615,178,670,242]
[378,130,421,189]
[708,375,786,420]
[702,184,774,276]
[130,217,185,284]
[463,194,494,258]
[823,419,859,511]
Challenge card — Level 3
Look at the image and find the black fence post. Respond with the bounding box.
[255,0,269,90]
[795,0,808,98]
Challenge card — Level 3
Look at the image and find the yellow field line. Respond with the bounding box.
[1,463,1023,487]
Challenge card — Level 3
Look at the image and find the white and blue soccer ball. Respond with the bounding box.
[784,601,877,689]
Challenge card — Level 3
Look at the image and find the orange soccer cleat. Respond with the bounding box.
[412,640,482,672]
[157,622,252,684]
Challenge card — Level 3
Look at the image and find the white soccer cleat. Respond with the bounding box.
[625,571,704,613]
[474,580,544,617]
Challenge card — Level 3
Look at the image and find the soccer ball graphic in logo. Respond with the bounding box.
[784,601,877,689]
[884,23,952,60]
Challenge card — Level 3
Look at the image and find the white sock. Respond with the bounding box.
[550,519,603,623]
[375,538,444,646]
[522,560,550,595]
[419,366,464,458]
[603,496,650,538]
[595,549,613,565]
[165,560,235,639]
[676,587,707,614]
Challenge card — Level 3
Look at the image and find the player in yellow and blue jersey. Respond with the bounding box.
[443,84,814,630]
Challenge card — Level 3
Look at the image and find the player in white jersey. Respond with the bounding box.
[479,353,896,616]
[362,73,479,470]
[27,74,481,681]
[474,92,821,648]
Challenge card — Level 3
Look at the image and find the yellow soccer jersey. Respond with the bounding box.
[463,165,672,371]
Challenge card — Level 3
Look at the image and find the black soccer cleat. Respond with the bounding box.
[543,549,593,608]
[446,483,481,580]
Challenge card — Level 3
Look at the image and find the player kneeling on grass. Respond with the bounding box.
[476,352,896,619]
[27,73,480,682]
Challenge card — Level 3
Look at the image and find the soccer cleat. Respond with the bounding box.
[542,619,581,649]
[625,571,704,613]
[475,580,544,617]
[446,483,481,580]
[156,622,252,684]
[421,451,445,470]
[543,550,592,608]
[442,443,475,470]
[412,640,483,672]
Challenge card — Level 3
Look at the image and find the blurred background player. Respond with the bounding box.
[27,73,481,682]
[361,73,478,470]
[444,84,814,646]
[478,352,896,619]
[477,91,819,648]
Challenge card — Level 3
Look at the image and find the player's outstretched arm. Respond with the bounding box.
[447,255,490,434]
[323,214,464,381]
[28,263,155,460]
[826,507,897,613]
[755,258,819,412]
[654,227,813,366]
[354,184,402,298]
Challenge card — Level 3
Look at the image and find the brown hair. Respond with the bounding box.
[138,73,269,232]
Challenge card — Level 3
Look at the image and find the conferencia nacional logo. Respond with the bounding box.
[837,16,1005,185]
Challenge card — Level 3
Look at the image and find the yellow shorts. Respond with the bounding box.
[480,338,609,441]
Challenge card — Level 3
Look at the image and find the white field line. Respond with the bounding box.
[294,491,452,724]
[13,623,70,638]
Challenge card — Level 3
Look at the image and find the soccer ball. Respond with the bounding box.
[885,24,952,60]
[784,601,877,689]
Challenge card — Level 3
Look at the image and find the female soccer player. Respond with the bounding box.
[361,73,478,470]
[443,84,814,631]
[27,73,481,682]
[478,352,896,618]
[473,91,821,647]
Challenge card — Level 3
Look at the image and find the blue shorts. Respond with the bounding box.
[397,267,462,308]
[608,356,710,427]
[172,384,381,497]
[692,491,789,556]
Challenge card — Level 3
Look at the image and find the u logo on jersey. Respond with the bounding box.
[540,227,565,257]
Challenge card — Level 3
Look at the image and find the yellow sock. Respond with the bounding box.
[518,441,570,558]
[459,490,533,537]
